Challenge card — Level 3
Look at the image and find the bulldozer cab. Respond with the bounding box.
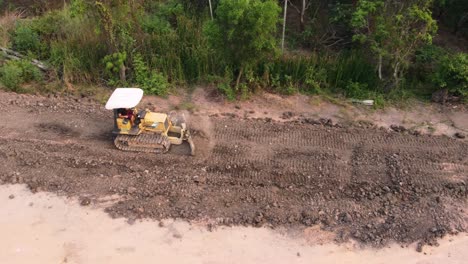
[105,88,143,134]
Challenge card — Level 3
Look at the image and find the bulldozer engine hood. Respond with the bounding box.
[143,112,168,124]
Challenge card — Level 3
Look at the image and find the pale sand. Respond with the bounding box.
[0,184,466,264]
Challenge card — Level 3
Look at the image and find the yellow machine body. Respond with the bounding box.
[116,118,132,133]
[113,108,194,154]
[106,88,194,155]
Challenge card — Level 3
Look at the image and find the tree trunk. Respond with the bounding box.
[281,0,288,52]
[119,65,126,82]
[235,67,244,90]
[208,0,213,20]
[393,61,400,87]
[0,47,49,71]
[300,0,306,32]
[378,54,383,80]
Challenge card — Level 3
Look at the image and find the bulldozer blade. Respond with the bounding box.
[169,111,186,127]
[187,135,195,156]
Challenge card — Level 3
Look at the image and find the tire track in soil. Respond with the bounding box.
[0,92,467,249]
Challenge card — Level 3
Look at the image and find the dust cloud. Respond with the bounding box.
[185,112,215,160]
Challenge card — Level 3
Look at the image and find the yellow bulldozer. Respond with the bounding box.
[105,88,195,155]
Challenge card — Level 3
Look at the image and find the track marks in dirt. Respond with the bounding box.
[36,122,80,137]
[210,118,467,192]
[0,94,467,249]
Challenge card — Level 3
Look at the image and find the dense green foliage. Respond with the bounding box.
[0,59,42,91]
[12,23,42,55]
[437,53,468,97]
[415,45,468,97]
[0,0,466,103]
[351,0,437,88]
[205,0,280,90]
[133,53,170,96]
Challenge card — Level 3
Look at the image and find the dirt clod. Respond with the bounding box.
[455,132,466,139]
[390,124,407,132]
[281,111,295,119]
[8,194,14,199]
[80,197,91,206]
[127,187,137,194]
[416,242,423,253]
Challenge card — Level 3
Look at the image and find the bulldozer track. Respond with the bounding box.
[114,134,171,153]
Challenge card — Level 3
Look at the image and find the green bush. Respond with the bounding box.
[330,51,378,92]
[103,52,127,86]
[139,10,219,84]
[0,62,22,90]
[133,53,169,96]
[434,53,468,98]
[305,66,328,93]
[264,54,320,93]
[216,67,236,100]
[218,82,236,101]
[12,23,42,55]
[345,81,385,108]
[46,15,107,84]
[414,45,468,99]
[263,51,378,97]
[205,0,281,90]
[345,81,367,98]
[29,10,70,59]
[0,60,43,91]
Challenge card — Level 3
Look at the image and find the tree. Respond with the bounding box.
[205,0,281,88]
[351,0,437,88]
[281,0,287,52]
[289,0,312,32]
[71,0,139,83]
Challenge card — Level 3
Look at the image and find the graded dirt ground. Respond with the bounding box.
[0,91,467,249]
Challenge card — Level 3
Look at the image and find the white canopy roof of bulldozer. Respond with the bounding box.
[105,88,144,110]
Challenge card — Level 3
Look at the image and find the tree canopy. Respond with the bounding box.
[205,0,281,87]
[0,0,466,102]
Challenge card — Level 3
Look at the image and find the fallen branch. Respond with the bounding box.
[0,47,49,71]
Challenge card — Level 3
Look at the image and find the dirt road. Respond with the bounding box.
[0,91,467,249]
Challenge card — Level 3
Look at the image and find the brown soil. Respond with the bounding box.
[0,91,467,249]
